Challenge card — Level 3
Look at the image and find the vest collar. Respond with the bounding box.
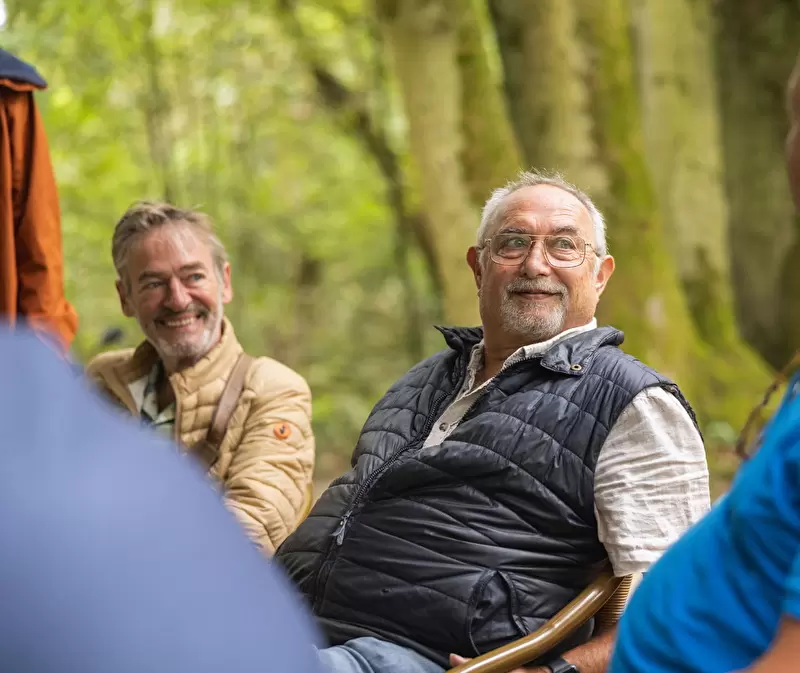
[436,324,624,376]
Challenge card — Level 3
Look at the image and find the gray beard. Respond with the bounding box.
[141,294,224,365]
[498,294,567,343]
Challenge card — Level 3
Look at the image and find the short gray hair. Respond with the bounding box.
[477,170,608,257]
[112,201,228,287]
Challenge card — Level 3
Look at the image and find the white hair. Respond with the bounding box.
[477,170,608,260]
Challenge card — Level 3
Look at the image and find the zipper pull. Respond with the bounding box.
[331,512,351,546]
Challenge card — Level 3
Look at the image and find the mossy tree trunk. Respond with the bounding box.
[574,0,696,382]
[375,0,523,326]
[488,0,605,194]
[456,0,522,205]
[570,0,765,427]
[630,0,770,385]
[715,0,800,368]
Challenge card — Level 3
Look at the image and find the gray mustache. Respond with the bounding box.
[505,280,566,295]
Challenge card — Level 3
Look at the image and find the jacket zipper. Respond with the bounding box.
[311,354,562,610]
[312,355,467,612]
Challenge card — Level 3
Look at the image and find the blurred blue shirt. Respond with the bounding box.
[0,328,323,673]
[610,371,800,673]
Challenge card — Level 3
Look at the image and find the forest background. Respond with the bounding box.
[4,0,799,497]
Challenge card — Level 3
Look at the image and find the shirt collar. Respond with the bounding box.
[139,360,176,425]
[466,318,599,379]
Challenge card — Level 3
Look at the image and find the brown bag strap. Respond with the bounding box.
[193,353,254,471]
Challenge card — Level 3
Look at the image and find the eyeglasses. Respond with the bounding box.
[735,351,800,462]
[480,233,596,269]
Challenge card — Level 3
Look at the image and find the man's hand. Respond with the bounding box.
[448,653,542,672]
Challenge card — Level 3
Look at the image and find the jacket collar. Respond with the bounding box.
[111,317,243,393]
[436,324,623,376]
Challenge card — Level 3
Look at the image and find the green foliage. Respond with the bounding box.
[5,0,440,470]
[3,0,794,492]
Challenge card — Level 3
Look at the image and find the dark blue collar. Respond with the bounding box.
[0,49,46,87]
[436,324,624,375]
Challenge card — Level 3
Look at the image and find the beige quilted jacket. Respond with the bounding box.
[85,318,315,554]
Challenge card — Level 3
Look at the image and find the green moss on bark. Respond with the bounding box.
[377,0,480,326]
[577,0,769,431]
[456,0,523,204]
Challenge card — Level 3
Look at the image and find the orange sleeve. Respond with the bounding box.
[8,88,78,349]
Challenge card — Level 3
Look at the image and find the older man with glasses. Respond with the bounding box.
[277,171,710,673]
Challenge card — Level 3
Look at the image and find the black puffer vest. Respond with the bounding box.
[276,326,696,667]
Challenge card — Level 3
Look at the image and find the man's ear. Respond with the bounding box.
[594,255,615,297]
[221,263,233,304]
[116,279,135,318]
[467,247,483,290]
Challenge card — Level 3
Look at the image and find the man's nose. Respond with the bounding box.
[163,278,192,311]
[521,240,552,277]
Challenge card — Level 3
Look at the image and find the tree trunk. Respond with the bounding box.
[630,0,769,384]
[715,0,800,368]
[571,0,765,427]
[456,0,523,204]
[376,0,482,326]
[489,0,605,194]
[575,0,695,379]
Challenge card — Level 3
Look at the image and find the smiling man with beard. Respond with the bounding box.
[276,172,710,673]
[86,202,315,555]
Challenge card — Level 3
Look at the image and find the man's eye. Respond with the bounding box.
[188,273,205,282]
[502,237,528,248]
[552,237,577,250]
[143,281,163,290]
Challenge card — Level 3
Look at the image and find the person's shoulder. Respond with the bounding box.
[586,348,660,396]
[630,384,690,409]
[85,348,136,382]
[589,337,679,396]
[246,355,310,399]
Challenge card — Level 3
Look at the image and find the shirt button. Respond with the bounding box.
[439,422,448,431]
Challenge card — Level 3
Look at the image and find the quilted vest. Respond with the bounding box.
[276,326,696,667]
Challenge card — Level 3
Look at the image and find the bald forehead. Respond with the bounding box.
[491,184,594,238]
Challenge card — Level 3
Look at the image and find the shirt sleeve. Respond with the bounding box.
[594,386,711,576]
[6,85,78,349]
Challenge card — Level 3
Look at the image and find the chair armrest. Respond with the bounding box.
[446,564,624,673]
[594,573,634,633]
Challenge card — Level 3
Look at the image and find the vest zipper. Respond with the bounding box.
[457,360,531,427]
[331,389,449,544]
[312,354,467,613]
